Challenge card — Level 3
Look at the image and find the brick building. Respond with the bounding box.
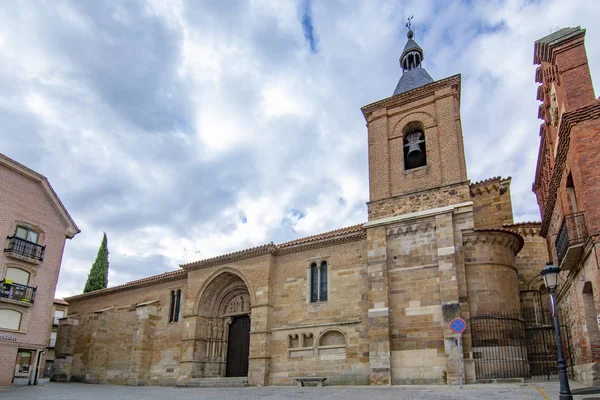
[53,29,553,387]
[39,299,69,378]
[532,27,600,386]
[0,154,79,386]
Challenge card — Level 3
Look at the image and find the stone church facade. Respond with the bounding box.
[53,29,558,387]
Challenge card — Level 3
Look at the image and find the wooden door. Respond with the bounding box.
[226,315,250,377]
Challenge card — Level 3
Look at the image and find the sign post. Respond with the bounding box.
[450,317,467,389]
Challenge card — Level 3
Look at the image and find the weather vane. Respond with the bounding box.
[405,15,414,38]
[405,15,414,31]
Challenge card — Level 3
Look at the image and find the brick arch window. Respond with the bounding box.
[309,261,328,303]
[403,121,427,170]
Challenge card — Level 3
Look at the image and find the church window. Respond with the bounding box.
[310,261,328,303]
[403,122,427,170]
[168,289,181,323]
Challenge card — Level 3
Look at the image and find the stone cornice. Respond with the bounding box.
[65,269,187,301]
[540,101,600,236]
[181,243,278,271]
[181,224,366,270]
[276,231,366,255]
[469,176,511,197]
[361,74,461,120]
[463,228,524,254]
[503,222,542,238]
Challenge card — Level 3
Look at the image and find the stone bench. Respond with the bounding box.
[294,376,327,387]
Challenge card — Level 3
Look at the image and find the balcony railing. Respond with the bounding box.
[4,236,45,262]
[555,212,588,269]
[0,280,36,304]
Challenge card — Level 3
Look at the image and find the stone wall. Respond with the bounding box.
[368,181,470,220]
[268,239,370,385]
[53,277,186,386]
[470,177,513,229]
[370,202,475,385]
[463,230,522,315]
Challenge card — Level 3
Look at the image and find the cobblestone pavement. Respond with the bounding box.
[0,381,567,400]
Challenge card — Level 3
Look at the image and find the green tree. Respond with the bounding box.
[83,232,109,293]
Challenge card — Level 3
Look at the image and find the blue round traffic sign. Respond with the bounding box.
[450,318,466,334]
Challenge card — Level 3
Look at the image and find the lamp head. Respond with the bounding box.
[540,262,561,290]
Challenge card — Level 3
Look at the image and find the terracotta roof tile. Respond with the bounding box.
[278,224,365,248]
[65,269,186,301]
[53,298,69,306]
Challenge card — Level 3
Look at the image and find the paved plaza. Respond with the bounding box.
[0,380,585,400]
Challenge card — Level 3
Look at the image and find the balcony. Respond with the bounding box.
[555,212,588,270]
[0,280,36,305]
[4,236,45,263]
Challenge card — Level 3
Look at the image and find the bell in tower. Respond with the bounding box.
[404,130,426,169]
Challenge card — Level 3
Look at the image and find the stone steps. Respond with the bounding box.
[177,377,249,388]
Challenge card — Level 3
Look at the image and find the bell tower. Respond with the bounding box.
[362,21,476,387]
[361,25,469,221]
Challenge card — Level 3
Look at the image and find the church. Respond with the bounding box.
[53,26,564,387]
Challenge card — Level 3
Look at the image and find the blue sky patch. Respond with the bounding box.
[301,0,318,53]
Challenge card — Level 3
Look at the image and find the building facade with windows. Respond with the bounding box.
[0,154,79,386]
[532,27,600,385]
[53,29,573,387]
[39,299,69,378]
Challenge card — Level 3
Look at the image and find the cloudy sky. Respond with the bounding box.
[1,0,599,298]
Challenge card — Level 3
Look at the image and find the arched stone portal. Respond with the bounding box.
[195,272,251,378]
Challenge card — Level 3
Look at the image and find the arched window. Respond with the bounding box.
[168,289,181,323]
[403,122,427,170]
[310,261,328,303]
[5,267,30,285]
[0,309,22,330]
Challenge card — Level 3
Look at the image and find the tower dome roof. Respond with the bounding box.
[393,28,433,96]
[400,37,423,62]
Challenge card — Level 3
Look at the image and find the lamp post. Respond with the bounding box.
[540,262,573,400]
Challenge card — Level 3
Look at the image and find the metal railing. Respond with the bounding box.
[555,212,588,265]
[4,236,45,261]
[0,280,36,304]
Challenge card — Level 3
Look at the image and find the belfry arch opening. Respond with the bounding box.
[196,272,251,378]
[403,121,427,170]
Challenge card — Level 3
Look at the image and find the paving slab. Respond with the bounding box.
[0,381,565,400]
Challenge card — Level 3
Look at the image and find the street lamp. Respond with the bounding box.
[540,262,573,400]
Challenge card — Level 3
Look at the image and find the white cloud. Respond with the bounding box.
[0,0,598,298]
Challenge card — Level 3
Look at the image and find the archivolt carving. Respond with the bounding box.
[387,222,435,238]
[219,288,250,316]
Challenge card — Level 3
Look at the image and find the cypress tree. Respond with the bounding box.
[83,232,110,293]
